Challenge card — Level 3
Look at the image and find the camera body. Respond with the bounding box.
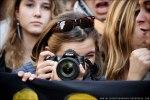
[46,49,85,80]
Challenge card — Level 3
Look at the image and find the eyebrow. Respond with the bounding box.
[43,2,50,5]
[85,51,95,56]
[27,0,50,5]
[28,0,34,2]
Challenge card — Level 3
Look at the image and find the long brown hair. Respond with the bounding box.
[1,0,64,69]
[102,0,138,80]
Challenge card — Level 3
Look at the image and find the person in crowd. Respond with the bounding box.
[74,0,113,22]
[0,0,64,72]
[73,0,112,35]
[102,0,150,80]
[15,11,103,81]
[127,0,150,80]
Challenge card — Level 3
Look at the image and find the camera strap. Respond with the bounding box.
[84,59,99,80]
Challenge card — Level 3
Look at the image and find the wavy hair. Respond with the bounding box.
[102,0,138,80]
[1,0,64,69]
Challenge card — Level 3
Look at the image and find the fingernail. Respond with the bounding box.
[29,77,33,80]
[18,71,23,76]
[22,78,26,82]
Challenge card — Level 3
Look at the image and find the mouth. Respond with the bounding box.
[31,21,42,26]
[95,1,109,14]
[96,1,109,8]
[140,28,150,32]
[140,28,150,35]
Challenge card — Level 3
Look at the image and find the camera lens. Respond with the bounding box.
[57,58,79,80]
[61,61,74,75]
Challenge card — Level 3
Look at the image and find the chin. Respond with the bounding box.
[30,28,43,34]
[96,15,106,22]
[30,31,42,36]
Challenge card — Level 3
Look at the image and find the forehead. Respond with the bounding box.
[58,38,95,55]
[22,0,50,3]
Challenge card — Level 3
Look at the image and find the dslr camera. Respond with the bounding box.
[46,49,85,80]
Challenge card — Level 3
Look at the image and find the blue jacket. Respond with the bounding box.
[13,62,36,74]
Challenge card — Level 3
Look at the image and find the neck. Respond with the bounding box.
[22,30,40,63]
[23,33,39,49]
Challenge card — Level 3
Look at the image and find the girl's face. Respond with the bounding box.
[133,0,150,49]
[16,0,51,36]
[56,38,96,64]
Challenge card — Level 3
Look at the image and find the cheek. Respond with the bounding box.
[146,14,150,24]
[131,30,143,48]
[42,12,51,24]
[18,8,31,24]
[18,15,29,28]
[85,0,94,8]
[146,32,150,44]
[18,6,31,18]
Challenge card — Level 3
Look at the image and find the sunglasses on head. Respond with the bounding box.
[52,16,95,32]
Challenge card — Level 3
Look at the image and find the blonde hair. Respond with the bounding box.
[102,0,138,80]
[1,0,64,69]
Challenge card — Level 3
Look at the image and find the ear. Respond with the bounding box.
[45,46,50,51]
[15,8,19,20]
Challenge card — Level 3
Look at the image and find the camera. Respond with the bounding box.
[46,49,85,80]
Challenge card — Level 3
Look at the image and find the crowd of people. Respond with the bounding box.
[0,0,149,82]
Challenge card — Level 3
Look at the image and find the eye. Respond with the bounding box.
[42,4,50,10]
[43,6,50,10]
[135,8,140,16]
[145,2,150,12]
[26,3,34,8]
[135,10,140,16]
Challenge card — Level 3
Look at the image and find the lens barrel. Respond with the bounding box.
[56,57,80,80]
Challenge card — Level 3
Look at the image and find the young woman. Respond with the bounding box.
[0,0,64,71]
[102,0,150,80]
[15,11,103,81]
[127,0,150,80]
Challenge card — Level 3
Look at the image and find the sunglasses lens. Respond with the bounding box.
[79,16,94,29]
[59,20,75,32]
[54,16,94,32]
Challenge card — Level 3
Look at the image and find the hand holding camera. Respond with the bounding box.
[36,50,60,80]
[17,49,99,81]
[36,49,86,80]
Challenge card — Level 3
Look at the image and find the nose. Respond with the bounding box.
[136,10,145,25]
[33,7,41,18]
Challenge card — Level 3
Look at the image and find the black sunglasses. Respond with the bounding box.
[53,16,95,32]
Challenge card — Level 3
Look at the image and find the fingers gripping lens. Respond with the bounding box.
[54,16,95,32]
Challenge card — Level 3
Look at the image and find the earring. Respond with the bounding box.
[16,21,21,39]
